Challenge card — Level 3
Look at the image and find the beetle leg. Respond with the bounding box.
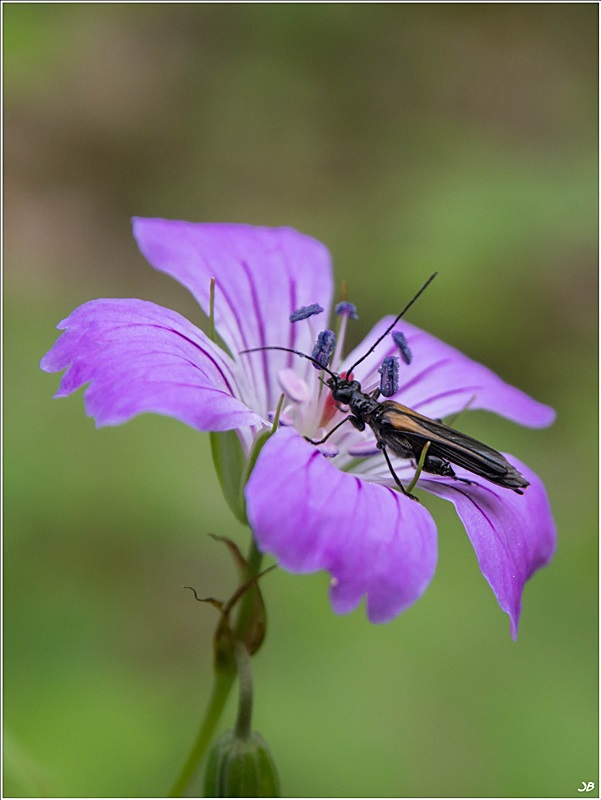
[348,416,366,431]
[305,414,355,446]
[422,452,478,489]
[422,453,455,477]
[377,442,419,502]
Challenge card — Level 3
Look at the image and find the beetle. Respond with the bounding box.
[242,273,529,501]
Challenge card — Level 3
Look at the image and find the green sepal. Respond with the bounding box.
[210,430,248,525]
[210,536,269,657]
[240,428,274,491]
[239,394,286,493]
[203,730,280,797]
[210,395,285,526]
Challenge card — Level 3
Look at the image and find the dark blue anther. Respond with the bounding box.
[392,330,412,365]
[290,303,324,323]
[334,301,358,319]
[311,330,336,369]
[378,355,399,397]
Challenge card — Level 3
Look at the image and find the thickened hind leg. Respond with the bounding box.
[422,454,476,488]
[422,453,455,478]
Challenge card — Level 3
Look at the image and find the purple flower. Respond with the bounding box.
[41,218,556,639]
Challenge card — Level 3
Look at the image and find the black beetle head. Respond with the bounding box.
[328,376,361,405]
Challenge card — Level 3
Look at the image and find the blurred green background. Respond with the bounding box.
[4,4,598,798]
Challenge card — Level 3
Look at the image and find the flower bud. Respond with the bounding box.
[203,730,280,797]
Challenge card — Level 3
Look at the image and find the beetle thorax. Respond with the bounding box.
[328,377,380,422]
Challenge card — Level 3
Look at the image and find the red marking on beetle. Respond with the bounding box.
[320,371,353,426]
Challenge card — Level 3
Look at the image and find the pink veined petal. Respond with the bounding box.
[40,298,263,436]
[421,456,556,640]
[343,319,555,427]
[132,218,334,417]
[245,427,438,623]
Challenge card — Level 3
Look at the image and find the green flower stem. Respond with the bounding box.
[233,642,254,740]
[168,670,235,798]
[234,537,264,640]
[168,537,265,797]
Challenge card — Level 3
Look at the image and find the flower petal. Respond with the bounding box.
[40,298,262,436]
[421,457,556,640]
[245,427,438,623]
[132,218,334,416]
[343,319,555,427]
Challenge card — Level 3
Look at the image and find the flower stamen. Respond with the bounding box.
[289,304,323,323]
[331,300,357,372]
[378,355,399,398]
[392,330,412,365]
[311,330,336,370]
[335,301,358,320]
[316,442,340,458]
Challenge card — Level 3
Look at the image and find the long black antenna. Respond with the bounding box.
[347,272,438,375]
[240,345,339,380]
